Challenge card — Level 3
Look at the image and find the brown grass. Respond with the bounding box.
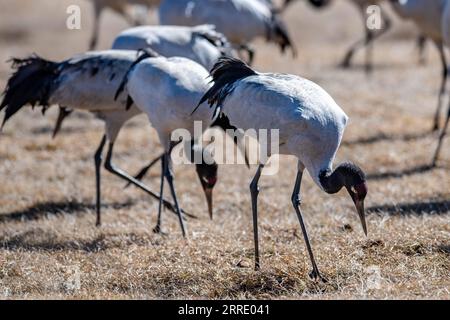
[0,0,449,299]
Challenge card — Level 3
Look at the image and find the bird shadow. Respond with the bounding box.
[0,200,136,224]
[0,230,112,252]
[31,125,85,136]
[366,163,436,181]
[367,199,450,216]
[342,130,431,146]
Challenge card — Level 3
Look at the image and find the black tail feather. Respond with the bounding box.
[1,55,59,128]
[114,48,160,108]
[193,57,256,115]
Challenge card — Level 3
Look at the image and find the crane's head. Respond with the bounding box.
[190,143,218,220]
[195,161,218,220]
[320,162,368,235]
[344,166,368,236]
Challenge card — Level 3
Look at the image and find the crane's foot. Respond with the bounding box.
[152,225,167,236]
[309,269,328,283]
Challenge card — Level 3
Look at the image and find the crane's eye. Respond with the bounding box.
[350,186,357,194]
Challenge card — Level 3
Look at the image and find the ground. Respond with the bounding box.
[0,0,448,299]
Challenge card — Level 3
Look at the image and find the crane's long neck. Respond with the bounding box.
[319,166,346,194]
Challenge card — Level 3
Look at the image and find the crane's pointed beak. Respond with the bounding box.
[354,198,367,236]
[203,187,213,220]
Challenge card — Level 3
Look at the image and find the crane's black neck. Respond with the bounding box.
[319,162,366,194]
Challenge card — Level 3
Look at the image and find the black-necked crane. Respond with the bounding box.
[283,0,429,71]
[158,0,296,65]
[115,52,219,237]
[194,57,368,280]
[388,0,447,132]
[0,50,215,232]
[284,0,392,73]
[89,0,161,50]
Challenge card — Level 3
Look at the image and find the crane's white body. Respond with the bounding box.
[126,56,215,147]
[158,0,274,45]
[112,25,231,70]
[217,73,348,187]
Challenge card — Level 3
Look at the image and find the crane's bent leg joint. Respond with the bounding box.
[102,143,185,217]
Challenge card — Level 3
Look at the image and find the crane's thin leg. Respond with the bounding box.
[340,7,391,71]
[163,153,187,238]
[127,140,183,187]
[124,154,163,188]
[94,135,107,227]
[417,35,427,65]
[432,103,450,166]
[102,142,187,217]
[89,3,101,50]
[291,168,326,283]
[364,29,375,75]
[250,164,264,270]
[432,43,447,132]
[52,107,73,139]
[153,153,166,234]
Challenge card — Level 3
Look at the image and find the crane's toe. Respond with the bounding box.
[309,269,328,283]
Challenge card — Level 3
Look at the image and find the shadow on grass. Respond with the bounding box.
[342,131,431,146]
[366,163,436,180]
[0,231,109,252]
[0,229,151,253]
[367,199,450,216]
[31,125,85,136]
[0,200,136,224]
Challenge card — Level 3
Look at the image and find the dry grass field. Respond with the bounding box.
[0,0,449,299]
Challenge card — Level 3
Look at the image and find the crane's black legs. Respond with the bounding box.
[124,154,163,188]
[162,152,187,238]
[340,8,391,74]
[94,135,107,226]
[153,153,166,234]
[102,141,185,218]
[52,107,73,139]
[432,43,447,132]
[417,35,427,65]
[250,164,264,270]
[127,140,184,187]
[432,103,450,166]
[291,169,326,282]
